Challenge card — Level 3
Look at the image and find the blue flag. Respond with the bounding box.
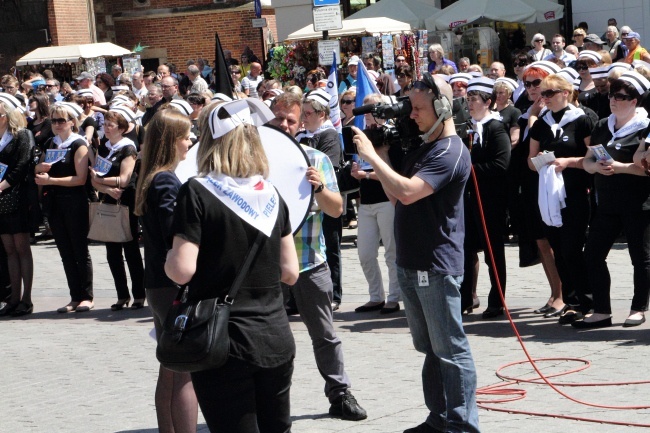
[254,0,261,18]
[354,61,379,129]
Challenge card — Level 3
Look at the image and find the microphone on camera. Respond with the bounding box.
[352,103,380,116]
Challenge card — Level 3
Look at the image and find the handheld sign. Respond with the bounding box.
[45,149,68,164]
[0,163,7,182]
[93,155,113,176]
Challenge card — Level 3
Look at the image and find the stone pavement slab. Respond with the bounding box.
[1,232,649,432]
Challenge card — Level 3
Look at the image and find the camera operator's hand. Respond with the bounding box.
[351,126,377,162]
[351,162,367,180]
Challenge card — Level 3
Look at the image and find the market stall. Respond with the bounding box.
[15,42,136,82]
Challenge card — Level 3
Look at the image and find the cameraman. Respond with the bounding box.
[352,73,480,433]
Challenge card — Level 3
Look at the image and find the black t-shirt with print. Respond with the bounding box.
[46,138,87,196]
[171,178,295,368]
[97,141,138,205]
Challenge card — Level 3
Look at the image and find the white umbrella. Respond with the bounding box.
[286,17,412,41]
[519,0,564,23]
[425,0,538,31]
[347,0,440,30]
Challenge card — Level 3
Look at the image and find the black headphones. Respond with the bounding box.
[420,72,452,122]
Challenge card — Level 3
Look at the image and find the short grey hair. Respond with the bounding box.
[607,26,619,38]
[188,65,200,76]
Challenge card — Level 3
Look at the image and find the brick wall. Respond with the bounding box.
[49,0,93,45]
[93,0,279,71]
[113,9,278,68]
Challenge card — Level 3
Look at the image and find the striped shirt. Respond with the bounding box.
[294,145,339,272]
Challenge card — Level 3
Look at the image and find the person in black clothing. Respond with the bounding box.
[0,94,35,316]
[528,74,595,325]
[461,78,511,318]
[134,109,198,433]
[27,94,53,151]
[297,88,344,310]
[35,104,93,313]
[90,108,144,310]
[574,72,650,328]
[95,73,115,104]
[581,66,612,119]
[165,99,299,432]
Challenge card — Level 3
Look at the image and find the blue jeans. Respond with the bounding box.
[398,267,480,433]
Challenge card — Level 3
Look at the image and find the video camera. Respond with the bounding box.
[342,96,421,155]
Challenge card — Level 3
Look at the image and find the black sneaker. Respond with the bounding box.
[329,390,367,421]
[404,422,444,433]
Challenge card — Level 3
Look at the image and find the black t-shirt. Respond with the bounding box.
[395,135,471,275]
[303,128,341,169]
[469,119,511,204]
[580,90,611,120]
[27,118,53,152]
[46,138,87,196]
[452,97,471,141]
[142,171,181,288]
[498,105,522,133]
[171,178,295,368]
[514,89,533,113]
[530,107,594,197]
[80,116,98,143]
[590,118,650,212]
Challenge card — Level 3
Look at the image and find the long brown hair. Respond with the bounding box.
[134,109,191,216]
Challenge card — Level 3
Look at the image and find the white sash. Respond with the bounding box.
[196,173,279,237]
[541,104,584,139]
[105,137,136,159]
[607,108,650,146]
[0,130,13,153]
[471,111,502,146]
[53,133,85,149]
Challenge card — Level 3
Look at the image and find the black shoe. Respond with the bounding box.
[329,390,367,421]
[533,304,553,314]
[380,303,400,314]
[543,305,567,318]
[354,301,384,312]
[558,310,583,325]
[0,302,19,317]
[332,302,340,312]
[404,422,444,433]
[285,307,299,316]
[572,317,612,329]
[10,301,33,317]
[482,307,504,319]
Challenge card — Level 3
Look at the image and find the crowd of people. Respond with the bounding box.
[0,17,649,432]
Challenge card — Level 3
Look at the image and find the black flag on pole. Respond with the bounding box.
[214,32,235,99]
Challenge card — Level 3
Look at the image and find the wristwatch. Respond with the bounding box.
[314,182,324,193]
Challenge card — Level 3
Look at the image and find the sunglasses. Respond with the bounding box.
[396,58,406,63]
[51,117,70,125]
[341,99,354,105]
[524,79,542,88]
[534,40,544,43]
[540,89,563,98]
[609,92,634,101]
[513,60,529,67]
[573,34,584,37]
[397,73,409,78]
[621,33,629,37]
[575,64,589,71]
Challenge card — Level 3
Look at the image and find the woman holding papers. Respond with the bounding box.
[573,71,650,328]
[35,103,93,313]
[89,107,144,311]
[0,93,35,316]
[528,74,594,325]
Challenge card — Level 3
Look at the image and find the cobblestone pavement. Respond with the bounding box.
[2,230,649,433]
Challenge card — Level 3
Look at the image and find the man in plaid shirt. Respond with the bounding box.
[269,92,367,422]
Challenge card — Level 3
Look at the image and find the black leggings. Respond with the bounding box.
[191,357,293,433]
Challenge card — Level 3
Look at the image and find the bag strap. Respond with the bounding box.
[224,230,265,303]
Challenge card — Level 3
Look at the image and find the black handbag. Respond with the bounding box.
[0,189,20,215]
[336,160,360,194]
[156,232,264,373]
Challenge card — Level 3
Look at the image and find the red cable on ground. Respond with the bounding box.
[468,166,650,427]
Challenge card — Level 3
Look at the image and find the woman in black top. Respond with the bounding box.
[461,78,511,318]
[27,94,53,151]
[574,72,650,328]
[351,93,402,315]
[528,74,594,324]
[0,94,35,316]
[394,64,414,98]
[35,104,93,313]
[134,109,198,432]
[165,99,299,432]
[89,108,144,310]
[95,73,115,104]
